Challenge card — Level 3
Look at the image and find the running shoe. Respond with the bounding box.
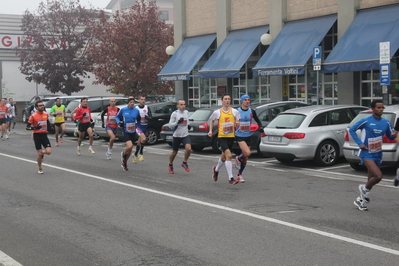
[60,137,64,143]
[229,177,238,185]
[138,154,144,161]
[105,151,111,160]
[77,148,81,156]
[88,148,95,154]
[0,136,3,141]
[181,162,190,172]
[55,142,59,146]
[354,197,368,211]
[121,151,126,164]
[235,156,241,170]
[168,164,174,174]
[121,164,128,171]
[38,168,43,174]
[394,168,399,186]
[5,134,9,139]
[236,173,245,183]
[212,166,218,182]
[358,184,370,203]
[132,154,138,163]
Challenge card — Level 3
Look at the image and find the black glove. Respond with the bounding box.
[74,120,79,124]
[119,122,124,128]
[258,126,264,133]
[102,123,105,128]
[90,119,93,123]
[177,117,184,124]
[34,125,42,130]
[82,112,87,117]
[53,114,57,117]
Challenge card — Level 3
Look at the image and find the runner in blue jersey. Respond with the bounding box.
[115,98,141,171]
[349,99,395,211]
[234,95,262,183]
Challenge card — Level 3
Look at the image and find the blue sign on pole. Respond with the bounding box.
[313,46,322,71]
[380,63,390,85]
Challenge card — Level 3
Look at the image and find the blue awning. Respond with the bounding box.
[158,34,216,81]
[323,5,399,73]
[253,15,336,76]
[198,26,269,78]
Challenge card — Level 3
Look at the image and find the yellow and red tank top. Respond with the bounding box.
[218,108,235,138]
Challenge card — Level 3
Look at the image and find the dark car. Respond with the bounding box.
[186,101,309,155]
[94,102,180,145]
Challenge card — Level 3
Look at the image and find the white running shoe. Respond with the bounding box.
[105,151,111,160]
[88,148,95,154]
[38,168,44,174]
[77,148,81,156]
[358,184,370,203]
[5,134,9,139]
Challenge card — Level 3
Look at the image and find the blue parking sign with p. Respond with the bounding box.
[313,46,322,65]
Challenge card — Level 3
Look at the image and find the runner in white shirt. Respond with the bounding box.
[167,100,191,174]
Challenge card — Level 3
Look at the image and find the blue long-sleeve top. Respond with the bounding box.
[115,106,141,133]
[349,114,394,157]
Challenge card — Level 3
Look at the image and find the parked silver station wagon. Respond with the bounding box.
[343,105,399,170]
[259,105,368,166]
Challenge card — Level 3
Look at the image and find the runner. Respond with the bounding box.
[49,97,66,146]
[167,99,191,174]
[74,98,95,155]
[26,100,52,174]
[0,98,8,140]
[208,94,240,184]
[132,96,150,163]
[349,99,395,211]
[101,97,120,160]
[234,95,263,183]
[116,98,141,171]
[7,98,17,133]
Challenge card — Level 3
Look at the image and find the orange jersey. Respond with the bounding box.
[28,111,49,133]
[0,105,8,119]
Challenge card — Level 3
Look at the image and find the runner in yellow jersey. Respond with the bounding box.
[208,94,240,185]
[49,98,66,146]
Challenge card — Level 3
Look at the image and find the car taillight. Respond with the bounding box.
[198,122,209,131]
[161,126,165,131]
[344,130,349,141]
[283,132,305,139]
[260,132,266,138]
[250,123,259,131]
[383,135,396,143]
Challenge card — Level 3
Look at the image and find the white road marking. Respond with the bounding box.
[0,250,23,266]
[1,152,399,256]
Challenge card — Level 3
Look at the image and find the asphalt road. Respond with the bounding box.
[1,128,399,265]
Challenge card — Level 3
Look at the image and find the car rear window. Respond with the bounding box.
[189,109,213,121]
[66,101,79,113]
[266,114,306,129]
[349,112,396,126]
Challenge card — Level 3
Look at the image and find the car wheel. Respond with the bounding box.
[276,157,294,163]
[313,140,339,166]
[192,145,204,152]
[349,162,366,170]
[22,112,27,123]
[212,137,221,153]
[145,128,158,145]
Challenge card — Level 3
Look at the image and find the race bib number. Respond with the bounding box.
[126,122,136,133]
[368,136,382,153]
[56,110,63,117]
[108,115,116,124]
[38,120,47,131]
[140,115,148,125]
[82,113,90,122]
[222,122,233,135]
[240,121,250,133]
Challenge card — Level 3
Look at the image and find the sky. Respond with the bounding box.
[2,0,112,15]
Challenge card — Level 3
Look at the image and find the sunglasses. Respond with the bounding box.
[37,105,45,107]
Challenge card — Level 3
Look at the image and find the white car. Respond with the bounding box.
[343,105,399,170]
[259,105,368,166]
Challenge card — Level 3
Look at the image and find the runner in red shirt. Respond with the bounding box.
[26,100,52,174]
[0,98,8,140]
[74,97,95,155]
[101,97,120,160]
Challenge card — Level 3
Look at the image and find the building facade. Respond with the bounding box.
[159,0,399,108]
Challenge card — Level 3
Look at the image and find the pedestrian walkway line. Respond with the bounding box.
[1,152,399,256]
[0,250,23,266]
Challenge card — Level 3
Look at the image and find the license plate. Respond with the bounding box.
[165,135,173,140]
[268,136,282,142]
[352,150,358,156]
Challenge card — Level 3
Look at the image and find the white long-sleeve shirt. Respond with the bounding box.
[168,109,189,138]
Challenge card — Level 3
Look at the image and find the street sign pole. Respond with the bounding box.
[313,46,322,105]
[380,42,390,105]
